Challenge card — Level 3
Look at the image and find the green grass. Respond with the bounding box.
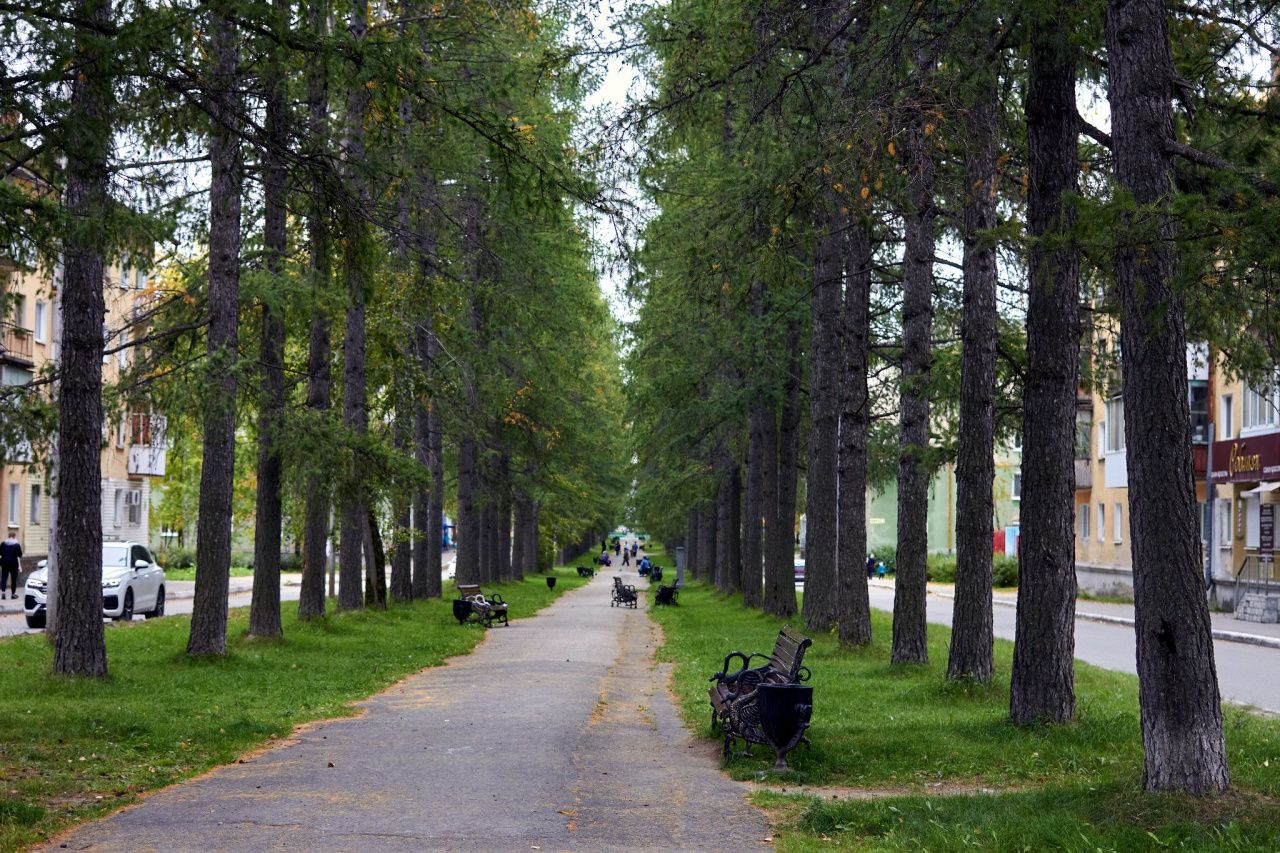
[650,581,1280,850]
[160,566,256,581]
[0,567,586,852]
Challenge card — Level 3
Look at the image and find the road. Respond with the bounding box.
[859,583,1280,715]
[0,585,303,638]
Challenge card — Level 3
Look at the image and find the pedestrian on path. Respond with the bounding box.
[621,549,631,567]
[614,541,621,556]
[866,553,876,579]
[0,527,21,599]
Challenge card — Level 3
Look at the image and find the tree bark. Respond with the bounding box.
[698,501,717,581]
[390,392,414,603]
[837,220,873,647]
[803,190,842,631]
[947,76,998,682]
[188,5,243,656]
[685,507,699,580]
[1105,0,1229,794]
[336,0,370,612]
[52,0,112,677]
[297,0,331,621]
[455,434,479,585]
[742,399,765,606]
[1010,4,1081,723]
[764,319,801,618]
[249,0,288,637]
[364,509,387,608]
[892,93,937,666]
[716,460,741,593]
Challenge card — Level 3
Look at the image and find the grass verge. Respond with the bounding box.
[0,566,586,852]
[160,566,255,582]
[650,581,1280,851]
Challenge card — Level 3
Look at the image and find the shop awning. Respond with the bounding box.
[1241,482,1280,495]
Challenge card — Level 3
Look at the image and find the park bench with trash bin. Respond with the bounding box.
[453,583,509,627]
[708,626,814,767]
[611,576,638,608]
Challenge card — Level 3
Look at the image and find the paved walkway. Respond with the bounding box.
[45,570,770,851]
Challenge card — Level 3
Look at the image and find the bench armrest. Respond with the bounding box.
[711,651,759,683]
[488,593,505,605]
[795,665,812,683]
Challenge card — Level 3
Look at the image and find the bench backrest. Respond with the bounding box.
[457,584,482,598]
[769,626,813,679]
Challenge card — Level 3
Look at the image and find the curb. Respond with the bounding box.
[885,584,1280,652]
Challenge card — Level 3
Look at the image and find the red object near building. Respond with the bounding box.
[992,530,1006,555]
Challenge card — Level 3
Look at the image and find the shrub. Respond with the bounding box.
[157,547,195,569]
[280,553,303,572]
[926,554,957,583]
[231,550,255,570]
[993,554,1020,587]
[872,545,896,574]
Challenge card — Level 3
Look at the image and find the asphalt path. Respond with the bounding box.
[858,583,1280,715]
[43,569,771,851]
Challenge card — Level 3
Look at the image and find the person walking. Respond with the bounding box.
[0,527,22,599]
[621,548,631,567]
[866,553,876,580]
[614,541,621,557]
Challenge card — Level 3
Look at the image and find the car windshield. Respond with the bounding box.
[103,546,130,568]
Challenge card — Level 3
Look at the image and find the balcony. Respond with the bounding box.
[1074,458,1092,490]
[0,323,33,365]
[127,444,167,477]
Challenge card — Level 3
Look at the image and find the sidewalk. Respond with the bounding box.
[869,580,1280,650]
[44,569,771,851]
[0,573,301,615]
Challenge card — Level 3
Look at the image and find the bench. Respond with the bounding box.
[648,566,663,583]
[611,576,638,608]
[454,583,509,627]
[708,626,813,759]
[577,566,595,578]
[654,584,679,606]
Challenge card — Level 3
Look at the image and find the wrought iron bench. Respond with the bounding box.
[654,583,679,606]
[708,626,813,760]
[453,583,509,627]
[611,576,638,608]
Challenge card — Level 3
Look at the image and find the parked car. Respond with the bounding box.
[23,541,166,629]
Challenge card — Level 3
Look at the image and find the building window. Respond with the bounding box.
[1243,380,1279,432]
[6,483,18,526]
[119,255,129,290]
[1012,473,1022,501]
[1075,407,1093,458]
[1188,381,1209,443]
[11,294,24,328]
[116,419,127,449]
[1221,394,1233,440]
[117,330,128,368]
[33,300,47,343]
[29,484,40,525]
[126,489,142,525]
[113,488,124,527]
[102,324,109,364]
[1097,503,1106,543]
[1114,503,1124,544]
[1080,505,1090,541]
[1220,500,1232,546]
[1105,397,1125,452]
[135,268,147,290]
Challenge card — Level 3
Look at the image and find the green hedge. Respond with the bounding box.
[923,553,1019,588]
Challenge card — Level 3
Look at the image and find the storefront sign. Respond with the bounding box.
[1209,431,1280,484]
[1262,504,1274,564]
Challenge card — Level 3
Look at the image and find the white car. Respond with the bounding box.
[23,541,166,629]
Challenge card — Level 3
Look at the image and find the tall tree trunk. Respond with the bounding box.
[511,490,529,580]
[947,76,998,682]
[716,460,741,593]
[52,0,113,676]
[837,220,873,647]
[1010,4,1080,723]
[803,192,842,631]
[188,5,243,656]
[686,508,699,580]
[497,464,512,582]
[297,0,332,620]
[892,91,937,666]
[698,501,717,581]
[764,320,802,618]
[412,314,443,598]
[336,0,370,611]
[526,503,539,574]
[364,509,387,608]
[741,272,767,607]
[249,0,288,637]
[390,394,414,603]
[455,434,479,584]
[1105,0,1229,794]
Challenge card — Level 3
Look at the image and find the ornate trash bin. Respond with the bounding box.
[755,682,813,770]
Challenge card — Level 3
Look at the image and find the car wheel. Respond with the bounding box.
[116,589,134,621]
[145,586,165,619]
[25,611,45,630]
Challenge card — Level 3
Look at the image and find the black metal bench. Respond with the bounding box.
[611,576,638,608]
[654,584,679,606]
[577,566,595,578]
[708,626,813,759]
[453,583,509,627]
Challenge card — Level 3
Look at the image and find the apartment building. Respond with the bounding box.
[0,250,166,573]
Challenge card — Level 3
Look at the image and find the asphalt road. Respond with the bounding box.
[0,586,302,638]
[861,584,1280,715]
